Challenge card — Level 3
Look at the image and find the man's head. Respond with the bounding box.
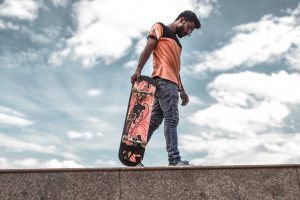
[175,10,201,38]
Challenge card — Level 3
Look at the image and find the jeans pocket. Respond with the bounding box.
[156,82,167,98]
[167,84,179,98]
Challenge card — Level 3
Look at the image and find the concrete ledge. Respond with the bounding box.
[0,165,300,199]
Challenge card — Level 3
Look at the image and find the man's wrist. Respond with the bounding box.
[180,85,184,92]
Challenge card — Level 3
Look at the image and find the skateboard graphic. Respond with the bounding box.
[118,76,156,166]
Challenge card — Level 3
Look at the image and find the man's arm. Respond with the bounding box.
[131,37,158,83]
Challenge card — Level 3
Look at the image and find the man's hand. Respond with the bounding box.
[180,90,189,106]
[131,70,141,84]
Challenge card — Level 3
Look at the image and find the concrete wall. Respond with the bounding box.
[0,165,299,199]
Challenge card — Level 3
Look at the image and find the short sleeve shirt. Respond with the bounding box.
[147,22,182,90]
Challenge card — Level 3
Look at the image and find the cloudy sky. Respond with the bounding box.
[1,0,300,168]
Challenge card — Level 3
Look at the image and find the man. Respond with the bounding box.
[131,10,201,166]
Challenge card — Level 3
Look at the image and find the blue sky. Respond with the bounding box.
[1,0,300,168]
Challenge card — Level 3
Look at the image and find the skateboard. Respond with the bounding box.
[118,76,156,166]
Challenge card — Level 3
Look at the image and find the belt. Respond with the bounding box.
[153,76,177,85]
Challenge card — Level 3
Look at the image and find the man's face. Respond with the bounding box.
[176,20,196,38]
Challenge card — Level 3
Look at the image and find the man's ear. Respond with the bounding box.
[179,17,185,23]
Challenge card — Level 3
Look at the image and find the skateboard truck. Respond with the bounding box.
[122,135,146,147]
[132,87,155,96]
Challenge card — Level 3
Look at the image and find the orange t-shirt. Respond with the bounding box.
[148,22,182,90]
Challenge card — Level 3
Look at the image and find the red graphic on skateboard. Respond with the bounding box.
[118,76,156,166]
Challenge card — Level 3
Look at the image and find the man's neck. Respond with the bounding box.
[168,22,177,34]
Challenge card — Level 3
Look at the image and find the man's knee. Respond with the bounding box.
[164,116,179,127]
[149,116,163,131]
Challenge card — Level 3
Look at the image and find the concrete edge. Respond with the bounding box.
[0,164,299,174]
[296,167,300,195]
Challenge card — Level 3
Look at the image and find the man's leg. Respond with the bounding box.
[156,80,181,164]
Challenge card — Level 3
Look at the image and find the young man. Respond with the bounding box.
[131,10,201,166]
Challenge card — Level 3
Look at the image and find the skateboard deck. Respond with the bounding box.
[118,76,156,166]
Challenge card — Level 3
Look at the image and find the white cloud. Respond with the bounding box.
[208,71,300,106]
[50,0,216,68]
[0,106,24,117]
[0,133,78,160]
[135,37,148,55]
[286,45,300,70]
[67,131,94,140]
[181,132,300,165]
[189,71,300,135]
[95,158,117,167]
[0,113,33,127]
[84,117,113,137]
[0,106,33,127]
[189,102,289,136]
[124,60,138,69]
[0,157,84,169]
[27,31,53,44]
[0,157,9,168]
[0,133,57,153]
[87,89,102,97]
[0,50,43,69]
[13,158,39,168]
[0,0,39,21]
[66,130,104,139]
[41,159,84,168]
[189,95,204,105]
[52,0,70,7]
[0,19,19,30]
[96,132,104,137]
[193,3,300,74]
[124,37,154,70]
[86,117,101,123]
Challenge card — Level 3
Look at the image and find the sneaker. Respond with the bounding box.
[168,160,191,167]
[136,162,144,167]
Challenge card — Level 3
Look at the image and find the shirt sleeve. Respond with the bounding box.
[147,23,163,40]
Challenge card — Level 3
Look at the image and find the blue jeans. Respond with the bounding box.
[147,78,181,164]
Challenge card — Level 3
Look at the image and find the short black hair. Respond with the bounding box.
[175,10,201,29]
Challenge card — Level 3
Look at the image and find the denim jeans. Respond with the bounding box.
[147,78,181,164]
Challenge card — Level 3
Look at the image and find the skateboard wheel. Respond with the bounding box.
[141,140,147,148]
[122,135,128,142]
